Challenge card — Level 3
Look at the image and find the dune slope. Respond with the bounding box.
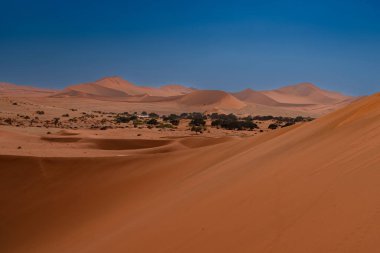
[54,77,194,98]
[1,94,380,253]
[263,82,353,104]
[176,90,247,109]
[0,82,56,97]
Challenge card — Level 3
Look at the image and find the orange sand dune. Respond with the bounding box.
[176,90,247,109]
[263,82,353,104]
[1,93,380,252]
[1,78,357,116]
[0,82,56,97]
[232,88,281,106]
[54,77,194,98]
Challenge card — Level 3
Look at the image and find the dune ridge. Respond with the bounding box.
[1,78,356,116]
[54,76,194,98]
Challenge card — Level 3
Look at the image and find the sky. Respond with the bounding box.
[0,0,379,95]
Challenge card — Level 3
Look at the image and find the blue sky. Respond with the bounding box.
[0,0,379,95]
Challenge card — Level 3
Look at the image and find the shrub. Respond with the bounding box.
[191,125,205,134]
[146,118,158,125]
[282,122,295,128]
[115,116,130,123]
[36,111,45,115]
[211,117,258,130]
[4,118,12,125]
[129,115,138,121]
[189,118,206,127]
[53,118,60,127]
[268,124,278,130]
[157,123,174,129]
[170,118,180,126]
[133,119,143,127]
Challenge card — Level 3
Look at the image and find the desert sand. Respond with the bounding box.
[1,88,379,253]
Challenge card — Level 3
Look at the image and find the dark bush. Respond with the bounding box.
[170,119,180,126]
[211,116,258,130]
[191,125,205,134]
[268,124,278,130]
[189,118,206,126]
[115,116,130,123]
[253,115,273,121]
[146,118,158,125]
[129,115,138,121]
[282,122,295,128]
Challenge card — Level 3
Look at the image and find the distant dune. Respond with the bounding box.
[0,82,56,97]
[231,88,280,106]
[1,92,379,253]
[176,90,247,109]
[1,77,356,116]
[53,76,195,98]
[262,82,353,105]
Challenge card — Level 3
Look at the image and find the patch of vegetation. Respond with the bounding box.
[146,118,158,125]
[191,125,206,134]
[210,113,258,130]
[268,124,278,130]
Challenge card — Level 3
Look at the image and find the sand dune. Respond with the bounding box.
[1,93,380,252]
[1,78,356,116]
[54,77,194,98]
[263,82,353,104]
[232,88,280,106]
[159,84,195,96]
[176,90,247,109]
[0,82,56,97]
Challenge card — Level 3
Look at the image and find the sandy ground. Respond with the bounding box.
[1,92,380,252]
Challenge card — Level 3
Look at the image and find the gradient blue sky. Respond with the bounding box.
[0,0,379,95]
